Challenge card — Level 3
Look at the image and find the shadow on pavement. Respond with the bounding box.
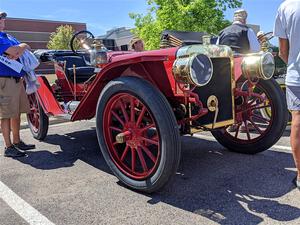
[282,126,291,137]
[18,128,300,224]
[17,127,112,174]
[148,136,300,224]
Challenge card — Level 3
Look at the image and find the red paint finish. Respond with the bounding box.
[36,76,64,116]
[52,62,90,102]
[103,93,161,179]
[234,56,243,81]
[229,83,274,143]
[27,93,41,132]
[72,48,179,121]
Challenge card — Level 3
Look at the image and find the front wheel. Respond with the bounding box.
[27,93,49,140]
[96,77,181,193]
[212,78,288,154]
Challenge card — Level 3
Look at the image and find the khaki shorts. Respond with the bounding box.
[286,85,300,111]
[0,77,30,119]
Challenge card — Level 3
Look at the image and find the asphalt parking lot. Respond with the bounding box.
[1,121,300,225]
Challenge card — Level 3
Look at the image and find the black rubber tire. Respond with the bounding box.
[279,84,292,124]
[27,94,49,140]
[96,77,181,193]
[211,78,288,154]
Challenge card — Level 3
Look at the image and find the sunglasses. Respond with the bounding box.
[0,16,6,20]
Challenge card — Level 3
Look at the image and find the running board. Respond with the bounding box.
[53,101,81,121]
[54,114,73,120]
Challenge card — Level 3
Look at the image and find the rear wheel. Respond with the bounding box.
[212,78,288,154]
[27,93,49,140]
[96,77,181,193]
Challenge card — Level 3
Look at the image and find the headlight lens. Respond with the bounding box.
[173,53,213,86]
[261,52,275,79]
[242,52,275,80]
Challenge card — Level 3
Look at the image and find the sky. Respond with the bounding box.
[0,0,284,41]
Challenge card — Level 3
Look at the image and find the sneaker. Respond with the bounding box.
[4,146,26,158]
[240,123,256,133]
[14,140,36,151]
[293,176,300,189]
[227,124,239,132]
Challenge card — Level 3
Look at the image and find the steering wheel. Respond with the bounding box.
[70,30,95,54]
[258,31,274,42]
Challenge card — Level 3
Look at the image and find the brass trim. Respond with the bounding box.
[73,64,76,100]
[207,95,218,112]
[241,52,275,80]
[172,54,213,86]
[190,119,235,134]
[188,57,236,133]
[231,57,236,124]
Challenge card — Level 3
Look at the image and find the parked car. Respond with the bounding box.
[28,30,288,193]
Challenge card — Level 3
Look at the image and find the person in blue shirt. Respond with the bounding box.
[0,11,35,158]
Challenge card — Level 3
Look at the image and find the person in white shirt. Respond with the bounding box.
[217,9,260,53]
[274,0,300,189]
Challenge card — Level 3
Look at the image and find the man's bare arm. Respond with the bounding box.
[278,38,289,64]
[5,43,30,60]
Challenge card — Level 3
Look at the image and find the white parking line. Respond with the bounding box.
[0,181,55,225]
[194,134,292,151]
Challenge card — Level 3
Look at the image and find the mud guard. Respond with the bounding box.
[71,54,172,121]
[36,76,64,116]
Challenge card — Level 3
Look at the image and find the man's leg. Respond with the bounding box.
[2,117,26,157]
[11,115,21,144]
[291,111,300,180]
[1,118,12,147]
[0,78,26,157]
[11,114,35,151]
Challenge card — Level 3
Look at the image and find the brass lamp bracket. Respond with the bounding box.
[207,95,218,112]
[207,95,219,129]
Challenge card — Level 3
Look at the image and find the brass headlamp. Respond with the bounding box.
[241,52,275,80]
[172,54,213,86]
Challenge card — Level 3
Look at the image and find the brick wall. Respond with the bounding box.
[4,18,87,74]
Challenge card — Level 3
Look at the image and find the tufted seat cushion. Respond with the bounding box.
[56,56,95,83]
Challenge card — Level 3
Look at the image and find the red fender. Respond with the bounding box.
[72,49,178,121]
[36,76,64,116]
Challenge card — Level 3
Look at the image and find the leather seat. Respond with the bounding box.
[56,56,95,83]
[66,67,95,83]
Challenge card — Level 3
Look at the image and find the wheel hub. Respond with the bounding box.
[116,123,144,148]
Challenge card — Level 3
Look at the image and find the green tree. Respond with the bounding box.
[47,25,78,50]
[130,0,242,50]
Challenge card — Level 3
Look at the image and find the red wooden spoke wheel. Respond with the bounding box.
[27,93,49,140]
[27,94,40,133]
[103,93,161,179]
[96,77,181,193]
[212,78,288,154]
[225,82,273,143]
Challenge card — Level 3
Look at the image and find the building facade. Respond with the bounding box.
[98,27,134,51]
[4,17,86,50]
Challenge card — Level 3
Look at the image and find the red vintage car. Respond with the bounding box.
[27,30,288,193]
